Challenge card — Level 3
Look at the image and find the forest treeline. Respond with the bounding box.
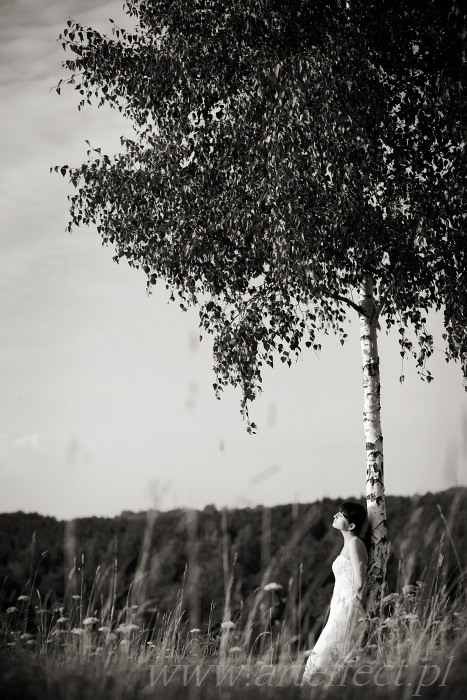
[0,488,464,631]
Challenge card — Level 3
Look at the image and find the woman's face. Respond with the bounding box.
[332,510,352,531]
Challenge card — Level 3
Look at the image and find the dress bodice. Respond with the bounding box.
[331,549,354,592]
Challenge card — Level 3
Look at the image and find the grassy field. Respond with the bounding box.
[1,499,465,699]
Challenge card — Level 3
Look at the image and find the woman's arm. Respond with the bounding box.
[348,538,368,601]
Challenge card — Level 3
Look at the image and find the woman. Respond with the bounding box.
[302,502,370,685]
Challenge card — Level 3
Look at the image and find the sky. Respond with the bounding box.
[0,0,465,520]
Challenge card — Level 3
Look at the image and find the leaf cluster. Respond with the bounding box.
[55,0,466,423]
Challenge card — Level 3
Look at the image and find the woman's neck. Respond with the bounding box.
[342,531,358,543]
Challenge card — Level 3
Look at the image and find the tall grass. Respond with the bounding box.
[0,497,465,699]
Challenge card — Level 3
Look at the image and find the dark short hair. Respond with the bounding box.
[339,501,371,551]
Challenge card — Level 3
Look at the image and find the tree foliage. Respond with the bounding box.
[56,0,466,428]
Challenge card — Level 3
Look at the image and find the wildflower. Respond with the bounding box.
[382,593,399,606]
[20,633,33,641]
[378,618,395,629]
[98,626,110,633]
[83,617,99,626]
[229,646,243,654]
[17,595,29,602]
[402,584,418,596]
[189,628,201,634]
[263,582,282,591]
[71,628,84,635]
[71,594,81,600]
[57,617,68,624]
[220,621,235,630]
[404,613,419,622]
[6,607,18,614]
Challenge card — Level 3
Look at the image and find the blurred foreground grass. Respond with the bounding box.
[1,495,465,699]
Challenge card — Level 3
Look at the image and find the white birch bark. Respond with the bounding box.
[359,275,388,612]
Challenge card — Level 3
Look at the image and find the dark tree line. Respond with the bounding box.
[1,488,464,630]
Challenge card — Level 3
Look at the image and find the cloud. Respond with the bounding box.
[0,0,135,372]
[0,1,128,90]
[13,433,39,448]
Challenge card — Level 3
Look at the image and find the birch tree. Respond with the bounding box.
[55,0,466,610]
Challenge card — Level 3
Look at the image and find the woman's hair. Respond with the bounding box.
[339,501,372,552]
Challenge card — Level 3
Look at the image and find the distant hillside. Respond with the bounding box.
[0,488,465,629]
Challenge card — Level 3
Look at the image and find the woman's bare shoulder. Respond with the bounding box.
[349,537,368,558]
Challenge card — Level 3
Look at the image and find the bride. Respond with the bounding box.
[302,501,370,685]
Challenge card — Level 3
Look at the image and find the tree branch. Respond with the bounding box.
[333,294,369,317]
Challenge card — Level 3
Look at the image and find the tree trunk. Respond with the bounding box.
[359,275,388,613]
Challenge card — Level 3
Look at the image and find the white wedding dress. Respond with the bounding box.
[302,543,367,684]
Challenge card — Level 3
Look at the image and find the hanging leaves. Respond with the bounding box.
[56,0,466,427]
